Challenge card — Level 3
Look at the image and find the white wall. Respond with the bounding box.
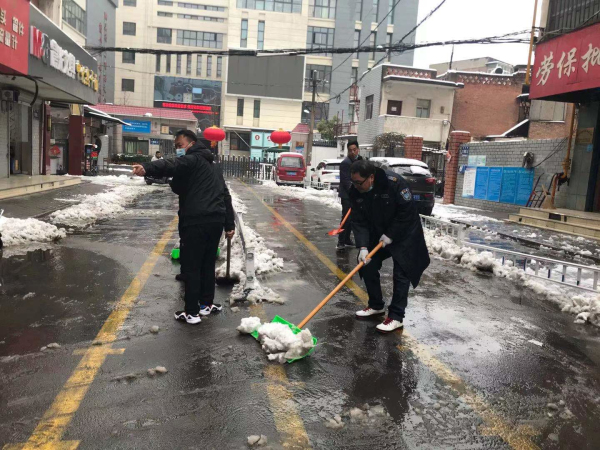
[223,95,302,131]
[379,81,455,121]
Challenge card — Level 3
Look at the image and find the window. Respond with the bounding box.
[348,103,355,121]
[351,67,358,85]
[307,27,334,55]
[158,11,173,17]
[196,55,202,76]
[369,32,376,60]
[355,0,362,19]
[122,52,135,64]
[281,156,303,168]
[179,2,226,11]
[354,30,360,58]
[217,56,222,78]
[62,0,86,35]
[158,0,173,5]
[156,54,161,72]
[386,33,393,62]
[365,95,374,120]
[176,30,224,48]
[122,79,135,92]
[387,100,402,115]
[237,98,244,117]
[230,132,251,151]
[176,14,225,21]
[301,101,329,123]
[186,55,192,75]
[157,28,172,44]
[373,0,379,21]
[124,138,149,155]
[176,54,182,74]
[546,0,600,34]
[166,54,171,72]
[237,0,302,14]
[257,21,265,50]
[123,0,136,5]
[309,0,336,19]
[388,0,395,24]
[123,22,136,36]
[240,19,248,48]
[254,100,260,118]
[416,99,431,118]
[207,56,212,76]
[305,65,332,94]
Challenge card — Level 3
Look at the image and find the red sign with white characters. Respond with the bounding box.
[531,22,600,99]
[0,0,29,75]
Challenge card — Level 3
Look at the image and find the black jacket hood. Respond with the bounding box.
[187,143,214,163]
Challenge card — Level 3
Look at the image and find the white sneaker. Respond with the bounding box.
[174,311,201,324]
[355,307,386,318]
[376,318,404,333]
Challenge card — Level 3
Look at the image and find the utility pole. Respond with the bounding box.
[306,70,318,167]
[525,0,539,86]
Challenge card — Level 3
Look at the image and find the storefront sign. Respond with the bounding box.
[123,120,151,134]
[28,5,98,104]
[0,0,29,74]
[531,22,600,99]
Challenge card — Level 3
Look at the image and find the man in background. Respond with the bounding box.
[132,130,234,325]
[337,140,363,251]
[151,151,162,161]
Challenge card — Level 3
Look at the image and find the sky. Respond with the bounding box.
[413,0,543,69]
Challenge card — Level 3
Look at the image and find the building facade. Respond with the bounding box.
[111,0,419,157]
[357,64,461,150]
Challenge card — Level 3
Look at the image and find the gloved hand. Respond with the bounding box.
[380,234,393,247]
[358,248,371,265]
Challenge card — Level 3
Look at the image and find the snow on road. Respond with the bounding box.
[50,176,159,228]
[217,188,284,304]
[261,180,342,210]
[0,215,66,247]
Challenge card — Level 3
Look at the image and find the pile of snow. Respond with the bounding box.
[217,189,284,304]
[0,215,66,247]
[50,184,157,228]
[432,203,500,223]
[79,174,147,186]
[424,228,600,328]
[237,317,314,364]
[262,180,342,210]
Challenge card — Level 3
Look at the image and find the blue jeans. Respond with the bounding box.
[359,247,410,321]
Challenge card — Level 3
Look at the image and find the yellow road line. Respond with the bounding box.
[240,181,540,450]
[249,307,312,449]
[4,218,179,450]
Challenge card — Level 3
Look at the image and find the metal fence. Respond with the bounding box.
[420,215,600,293]
[217,156,277,179]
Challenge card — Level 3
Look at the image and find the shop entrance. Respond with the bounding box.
[8,103,32,176]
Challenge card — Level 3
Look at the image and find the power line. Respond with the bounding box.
[330,0,405,76]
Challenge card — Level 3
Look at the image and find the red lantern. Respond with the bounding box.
[270,128,291,148]
[203,125,226,148]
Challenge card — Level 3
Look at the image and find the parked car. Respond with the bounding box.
[310,159,342,189]
[275,152,306,187]
[369,157,436,216]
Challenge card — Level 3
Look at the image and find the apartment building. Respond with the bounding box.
[112,0,419,155]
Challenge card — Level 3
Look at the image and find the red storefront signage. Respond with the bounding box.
[155,101,218,115]
[0,0,29,75]
[531,22,600,99]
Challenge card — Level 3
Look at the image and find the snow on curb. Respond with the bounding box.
[425,229,600,328]
[0,216,66,247]
[216,189,284,304]
[261,180,342,210]
[50,183,158,228]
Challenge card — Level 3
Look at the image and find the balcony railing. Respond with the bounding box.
[546,0,600,36]
[335,122,358,136]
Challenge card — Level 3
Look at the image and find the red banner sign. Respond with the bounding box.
[531,22,600,99]
[0,0,29,75]
[155,101,218,115]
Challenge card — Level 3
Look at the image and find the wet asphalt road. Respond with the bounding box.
[1,179,600,449]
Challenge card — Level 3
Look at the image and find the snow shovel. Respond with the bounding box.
[251,242,383,363]
[328,208,351,236]
[216,237,238,285]
[171,246,220,260]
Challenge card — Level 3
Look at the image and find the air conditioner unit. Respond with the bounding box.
[1,90,19,102]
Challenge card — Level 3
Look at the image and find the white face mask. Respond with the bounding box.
[366,185,374,192]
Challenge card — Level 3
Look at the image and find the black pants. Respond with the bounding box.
[338,198,354,245]
[359,247,410,321]
[180,222,223,315]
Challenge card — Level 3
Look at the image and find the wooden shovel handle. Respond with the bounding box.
[339,208,352,228]
[297,241,383,329]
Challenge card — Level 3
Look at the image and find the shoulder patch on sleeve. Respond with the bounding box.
[387,175,398,182]
[401,188,412,201]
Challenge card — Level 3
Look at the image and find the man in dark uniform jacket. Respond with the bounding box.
[337,140,363,250]
[132,130,234,325]
[349,160,430,333]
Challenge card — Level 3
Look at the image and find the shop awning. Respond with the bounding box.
[84,106,131,126]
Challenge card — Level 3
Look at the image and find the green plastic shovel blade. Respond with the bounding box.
[251,315,317,363]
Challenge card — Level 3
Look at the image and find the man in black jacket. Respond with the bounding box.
[337,140,363,251]
[132,130,235,325]
[349,160,430,333]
